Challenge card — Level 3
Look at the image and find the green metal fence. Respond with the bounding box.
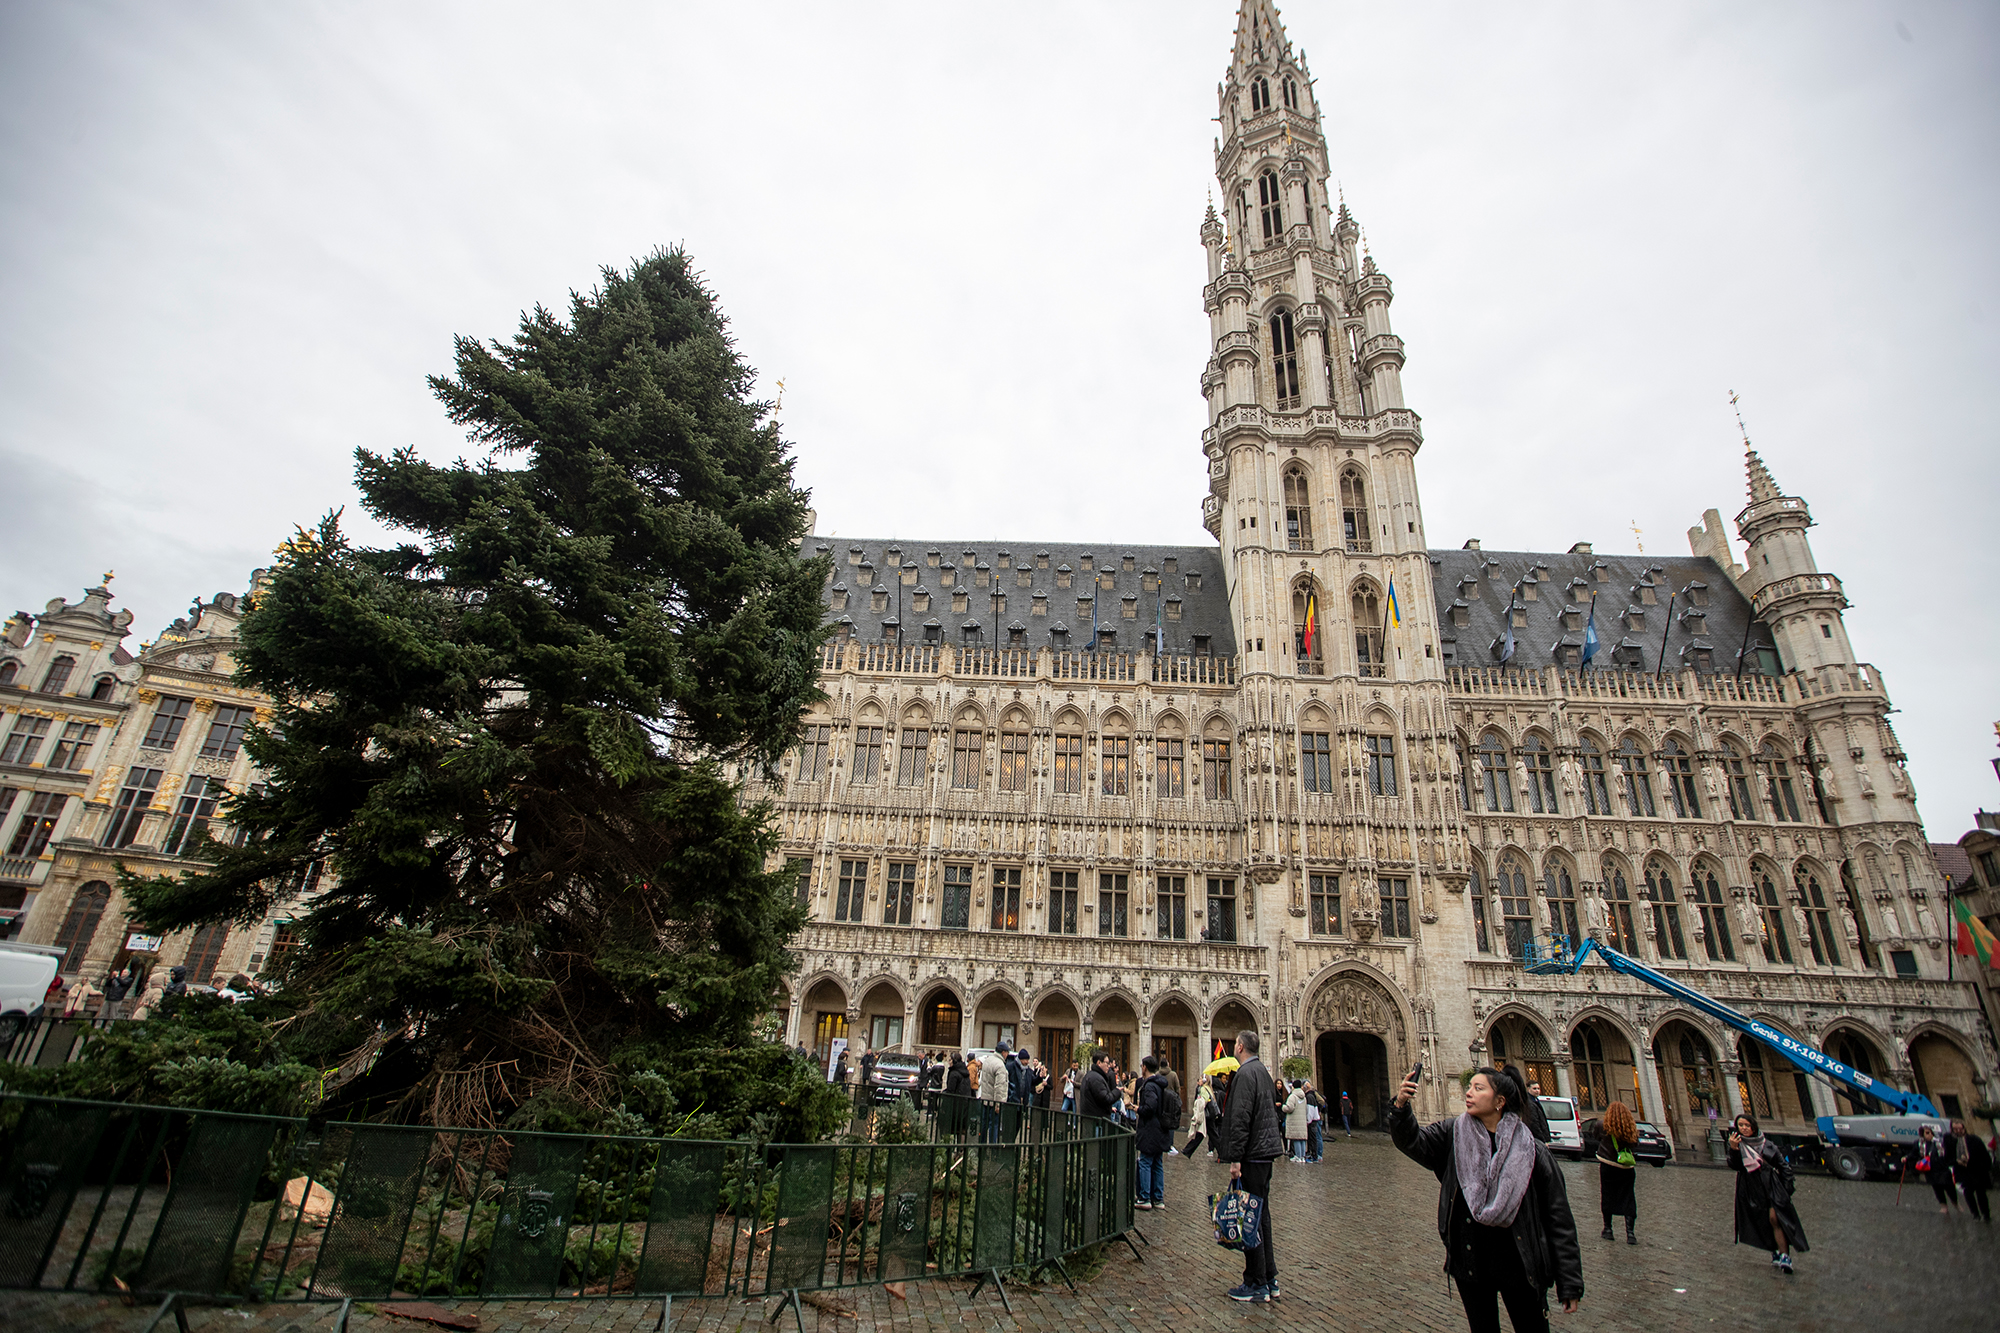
[0,1092,1134,1325]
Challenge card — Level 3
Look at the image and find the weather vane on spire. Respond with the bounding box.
[1729,389,1753,449]
[1629,520,1644,554]
[775,378,786,411]
[100,570,114,587]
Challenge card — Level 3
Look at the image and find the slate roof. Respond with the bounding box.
[1427,547,1778,674]
[801,536,1237,655]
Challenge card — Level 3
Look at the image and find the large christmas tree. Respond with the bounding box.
[124,250,838,1135]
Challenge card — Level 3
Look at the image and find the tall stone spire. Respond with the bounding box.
[1231,0,1291,76]
[1745,446,1782,504]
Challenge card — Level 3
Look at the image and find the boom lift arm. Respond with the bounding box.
[1521,935,1938,1125]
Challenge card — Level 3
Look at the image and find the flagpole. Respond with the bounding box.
[1656,589,1677,676]
[1734,609,1757,679]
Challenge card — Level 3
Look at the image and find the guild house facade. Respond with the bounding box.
[746,0,1995,1150]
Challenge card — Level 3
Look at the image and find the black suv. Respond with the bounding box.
[868,1052,924,1102]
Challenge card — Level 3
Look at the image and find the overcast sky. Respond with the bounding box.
[2,2,1995,831]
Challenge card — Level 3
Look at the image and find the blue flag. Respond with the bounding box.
[1499,582,1519,663]
[1581,596,1599,666]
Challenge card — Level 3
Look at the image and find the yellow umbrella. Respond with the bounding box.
[1203,1055,1240,1078]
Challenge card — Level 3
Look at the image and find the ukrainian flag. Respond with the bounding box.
[1386,573,1402,628]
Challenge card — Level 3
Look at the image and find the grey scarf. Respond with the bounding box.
[1455,1112,1537,1226]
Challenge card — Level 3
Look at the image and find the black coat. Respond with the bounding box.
[1136,1074,1175,1154]
[1219,1056,1283,1163]
[1079,1065,1119,1121]
[1961,1134,1995,1191]
[1390,1102,1584,1303]
[1728,1143,1810,1253]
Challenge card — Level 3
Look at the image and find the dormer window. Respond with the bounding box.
[952,591,969,614]
[1099,569,1116,591]
[1056,564,1073,589]
[1186,573,1202,592]
[1459,577,1481,601]
[1121,594,1139,620]
[912,589,930,613]
[1511,605,1528,628]
[1009,623,1027,646]
[885,547,901,567]
[1051,625,1069,648]
[857,563,874,587]
[1593,561,1612,582]
[1192,633,1211,654]
[926,549,940,568]
[1037,552,1050,570]
[1167,595,1183,622]
[871,589,888,613]
[923,620,941,644]
[1612,639,1644,667]
[1679,608,1707,633]
[91,676,115,701]
[996,550,1010,565]
[1685,582,1710,607]
[1122,554,1136,573]
[1624,606,1646,631]
[1681,642,1714,673]
[1142,569,1160,592]
[1450,601,1471,628]
[1561,607,1583,632]
[962,550,976,566]
[939,562,955,587]
[1634,579,1656,606]
[1162,556,1178,575]
[974,563,990,587]
[901,562,919,586]
[1032,594,1047,616]
[848,546,863,566]
[1077,595,1094,617]
[1555,641,1581,668]
[830,585,849,611]
[1520,576,1539,602]
[1016,565,1033,587]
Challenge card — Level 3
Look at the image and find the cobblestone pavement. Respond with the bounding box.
[6,1133,1994,1333]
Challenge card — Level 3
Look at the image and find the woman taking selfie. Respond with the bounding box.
[1595,1101,1640,1245]
[1391,1067,1583,1333]
[1727,1112,1808,1272]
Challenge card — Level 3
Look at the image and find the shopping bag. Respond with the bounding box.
[1209,1187,1263,1251]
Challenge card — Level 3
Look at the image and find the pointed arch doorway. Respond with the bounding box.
[1305,970,1410,1133]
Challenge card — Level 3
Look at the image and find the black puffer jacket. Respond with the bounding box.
[1389,1101,1584,1302]
[1078,1065,1119,1121]
[1136,1074,1175,1155]
[1218,1056,1284,1163]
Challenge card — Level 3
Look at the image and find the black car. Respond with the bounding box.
[1579,1115,1673,1167]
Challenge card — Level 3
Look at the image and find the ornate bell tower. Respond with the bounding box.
[1199,1,1469,1054]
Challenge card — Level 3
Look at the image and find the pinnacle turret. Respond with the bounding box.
[1745,446,1782,504]
[1231,0,1291,75]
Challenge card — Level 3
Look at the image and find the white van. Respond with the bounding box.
[0,943,62,1015]
[1538,1095,1584,1158]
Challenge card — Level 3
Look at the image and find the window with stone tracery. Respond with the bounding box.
[1300,731,1332,793]
[1498,854,1533,958]
[1339,467,1371,553]
[1798,866,1841,966]
[999,730,1029,792]
[1544,861,1581,941]
[1283,467,1313,549]
[1269,308,1300,408]
[1662,739,1699,817]
[1761,743,1803,822]
[1755,868,1793,965]
[1616,737,1656,817]
[1052,732,1084,794]
[1202,738,1232,800]
[1646,860,1688,960]
[1477,733,1513,812]
[1604,866,1639,953]
[1693,867,1735,962]
[1580,737,1612,815]
[1523,735,1558,814]
[1258,170,1284,241]
[951,729,982,789]
[1250,76,1270,111]
[1102,734,1130,795]
[1157,737,1186,798]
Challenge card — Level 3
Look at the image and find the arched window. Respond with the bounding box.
[1544,860,1581,942]
[1455,741,1475,812]
[1580,737,1612,815]
[1616,737,1656,817]
[1498,853,1533,957]
[1258,170,1284,241]
[40,655,75,694]
[53,881,112,974]
[1052,725,1084,795]
[1646,860,1688,960]
[1364,732,1397,797]
[1761,743,1803,822]
[1339,467,1371,553]
[1269,308,1300,408]
[1352,584,1384,678]
[1724,744,1758,820]
[1281,76,1298,110]
[1661,739,1700,817]
[1797,865,1841,967]
[1604,864,1639,953]
[182,921,229,984]
[1737,1038,1775,1118]
[1294,582,1325,674]
[1522,736,1558,814]
[1754,867,1794,965]
[1477,733,1513,813]
[1570,1027,1610,1112]
[0,660,17,686]
[1469,864,1492,953]
[1250,76,1270,111]
[1692,866,1736,962]
[1283,467,1313,550]
[90,675,116,701]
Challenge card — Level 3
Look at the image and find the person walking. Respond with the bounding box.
[1390,1066,1584,1333]
[1727,1113,1809,1273]
[1916,1124,1959,1214]
[1163,1060,1184,1152]
[1283,1079,1311,1163]
[1217,1030,1283,1303]
[1339,1089,1355,1137]
[859,1047,877,1105]
[978,1041,1013,1143]
[834,1047,853,1092]
[943,1053,973,1137]
[1061,1062,1078,1113]
[1304,1082,1325,1162]
[1135,1054,1173,1210]
[1950,1118,1992,1222]
[1183,1078,1214,1158]
[1595,1101,1640,1245]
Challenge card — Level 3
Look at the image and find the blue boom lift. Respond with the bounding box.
[1522,934,1944,1180]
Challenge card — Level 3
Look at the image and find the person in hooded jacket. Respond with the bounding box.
[1391,1066,1583,1333]
[1727,1112,1808,1273]
[942,1054,973,1137]
[1949,1118,1993,1222]
[1135,1054,1173,1209]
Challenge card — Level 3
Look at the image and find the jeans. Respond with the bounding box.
[1137,1150,1165,1204]
[1236,1160,1275,1288]
[980,1103,1002,1143]
[1455,1271,1548,1333]
[1307,1120,1323,1161]
[1061,1096,1074,1113]
[1341,1112,1353,1135]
